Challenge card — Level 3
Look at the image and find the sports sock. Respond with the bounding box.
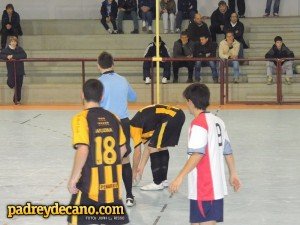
[150,152,163,185]
[122,163,133,199]
[159,149,170,181]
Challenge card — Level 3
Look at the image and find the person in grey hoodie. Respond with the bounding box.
[172,31,195,83]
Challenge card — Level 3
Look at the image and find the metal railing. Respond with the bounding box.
[1,57,299,105]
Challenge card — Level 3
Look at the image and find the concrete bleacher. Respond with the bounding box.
[0,17,300,104]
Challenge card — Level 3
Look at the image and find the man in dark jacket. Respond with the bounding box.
[175,0,197,33]
[187,13,211,43]
[143,36,171,84]
[0,36,27,104]
[224,12,248,49]
[100,0,118,34]
[210,1,232,42]
[1,4,23,49]
[139,0,155,34]
[265,36,294,85]
[172,31,195,83]
[117,0,139,34]
[194,34,218,83]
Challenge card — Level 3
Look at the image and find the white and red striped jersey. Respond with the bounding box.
[188,112,233,201]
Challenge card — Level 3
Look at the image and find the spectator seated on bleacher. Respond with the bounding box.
[219,30,240,83]
[193,34,218,83]
[117,0,139,34]
[172,31,195,83]
[143,36,171,84]
[175,0,197,33]
[210,1,232,43]
[186,13,211,43]
[265,36,294,85]
[100,0,118,34]
[160,0,176,34]
[138,0,155,34]
[1,4,23,49]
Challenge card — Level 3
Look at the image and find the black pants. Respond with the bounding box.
[228,0,245,16]
[1,28,19,49]
[7,73,23,103]
[143,61,171,80]
[100,17,117,31]
[173,61,195,80]
[209,25,224,42]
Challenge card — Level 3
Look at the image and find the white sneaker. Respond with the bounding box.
[161,180,169,188]
[175,28,180,33]
[162,77,168,84]
[107,28,112,34]
[140,182,164,191]
[145,77,151,84]
[126,197,136,207]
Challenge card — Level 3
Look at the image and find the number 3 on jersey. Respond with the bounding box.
[95,136,117,165]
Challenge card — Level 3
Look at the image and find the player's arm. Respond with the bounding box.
[132,144,142,180]
[137,144,151,175]
[120,144,127,158]
[225,154,241,192]
[68,144,89,194]
[169,153,203,194]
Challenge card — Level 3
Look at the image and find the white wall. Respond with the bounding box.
[0,0,299,19]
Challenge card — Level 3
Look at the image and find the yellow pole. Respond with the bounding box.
[154,0,161,104]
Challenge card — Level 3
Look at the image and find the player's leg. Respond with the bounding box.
[199,221,216,225]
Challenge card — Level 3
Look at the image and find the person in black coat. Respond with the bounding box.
[117,0,139,34]
[187,13,211,43]
[224,12,248,49]
[210,1,232,42]
[143,36,171,84]
[100,0,118,34]
[1,4,23,49]
[193,34,218,83]
[0,36,27,104]
[175,0,197,32]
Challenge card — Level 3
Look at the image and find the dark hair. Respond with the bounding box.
[153,36,162,43]
[180,30,188,37]
[225,30,234,36]
[83,79,103,102]
[199,34,209,39]
[218,1,227,7]
[274,36,283,42]
[98,51,114,69]
[183,83,210,110]
[6,4,14,11]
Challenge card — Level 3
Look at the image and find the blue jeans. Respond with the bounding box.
[117,10,139,31]
[228,61,240,78]
[194,61,218,80]
[265,0,280,14]
[141,11,153,26]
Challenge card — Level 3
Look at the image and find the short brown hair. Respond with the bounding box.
[9,36,18,43]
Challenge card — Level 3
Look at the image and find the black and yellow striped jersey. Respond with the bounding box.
[130,104,182,148]
[72,107,125,204]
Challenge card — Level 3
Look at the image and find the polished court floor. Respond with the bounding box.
[0,108,299,225]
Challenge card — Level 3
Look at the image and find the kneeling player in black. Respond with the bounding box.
[130,104,185,191]
[67,79,129,225]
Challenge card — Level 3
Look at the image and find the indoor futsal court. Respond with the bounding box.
[0,105,299,225]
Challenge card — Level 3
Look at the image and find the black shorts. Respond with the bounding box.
[67,191,129,225]
[148,110,185,148]
[120,118,131,158]
[190,199,223,223]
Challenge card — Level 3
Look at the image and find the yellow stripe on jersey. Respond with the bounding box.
[88,167,99,202]
[155,108,176,117]
[130,126,143,147]
[104,166,114,203]
[72,110,89,149]
[117,164,122,200]
[119,125,126,146]
[71,191,82,225]
[157,122,167,148]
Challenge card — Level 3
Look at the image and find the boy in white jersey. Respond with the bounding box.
[169,83,241,225]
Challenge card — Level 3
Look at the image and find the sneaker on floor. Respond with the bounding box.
[107,28,112,34]
[164,30,168,34]
[112,30,118,34]
[161,180,169,188]
[267,76,273,85]
[175,28,180,33]
[117,30,124,34]
[186,78,193,83]
[233,78,239,83]
[263,13,270,17]
[126,197,136,207]
[213,77,219,83]
[142,26,147,32]
[273,13,279,17]
[162,77,168,84]
[285,77,292,85]
[170,30,174,34]
[145,77,151,84]
[140,182,164,191]
[239,14,245,18]
[148,30,153,34]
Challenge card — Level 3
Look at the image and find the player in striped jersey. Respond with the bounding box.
[169,83,241,225]
[130,104,185,191]
[67,79,129,225]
